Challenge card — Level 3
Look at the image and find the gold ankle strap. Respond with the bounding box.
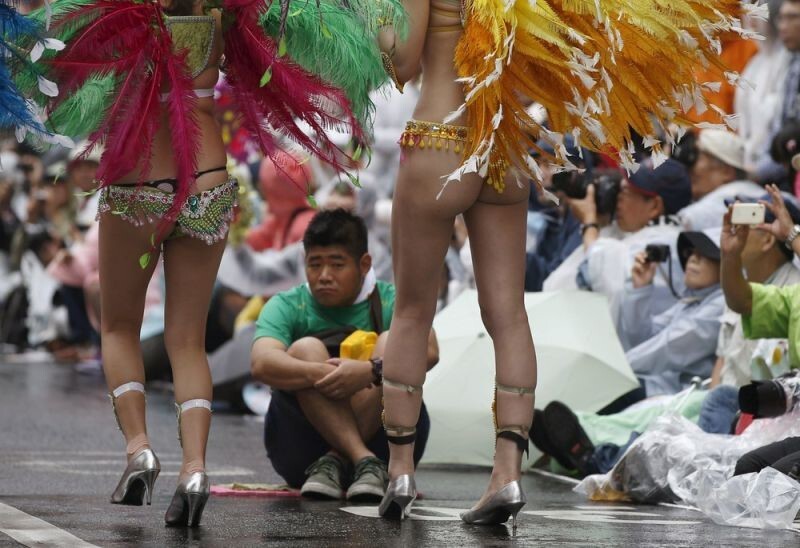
[496,382,535,396]
[109,382,146,430]
[384,424,417,445]
[497,425,530,438]
[175,399,212,448]
[383,378,423,394]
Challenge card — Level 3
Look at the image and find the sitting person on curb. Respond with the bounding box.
[531,197,800,475]
[722,184,800,478]
[532,199,800,477]
[250,209,439,500]
[603,228,725,414]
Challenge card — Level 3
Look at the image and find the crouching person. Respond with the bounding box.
[251,209,438,500]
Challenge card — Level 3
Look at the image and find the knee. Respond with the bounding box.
[163,326,205,356]
[101,314,142,337]
[288,337,329,361]
[479,301,528,337]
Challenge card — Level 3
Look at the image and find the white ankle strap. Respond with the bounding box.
[179,399,212,413]
[112,382,145,398]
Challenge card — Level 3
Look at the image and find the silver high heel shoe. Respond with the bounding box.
[109,382,160,506]
[110,448,160,505]
[164,472,210,528]
[460,480,526,532]
[379,378,423,521]
[460,381,534,533]
[378,474,416,520]
[165,398,213,527]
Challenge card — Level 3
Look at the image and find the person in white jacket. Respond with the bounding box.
[577,159,692,325]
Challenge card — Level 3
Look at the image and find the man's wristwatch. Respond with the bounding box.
[369,357,383,386]
[786,225,800,250]
[581,223,599,236]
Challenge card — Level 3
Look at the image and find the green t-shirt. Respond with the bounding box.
[742,282,800,366]
[253,281,395,347]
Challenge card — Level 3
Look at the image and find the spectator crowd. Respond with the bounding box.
[4,0,800,523]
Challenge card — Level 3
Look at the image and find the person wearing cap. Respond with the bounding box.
[574,159,692,323]
[722,184,800,368]
[679,129,762,231]
[604,228,725,413]
[714,191,800,389]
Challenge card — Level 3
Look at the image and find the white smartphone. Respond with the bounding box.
[731,203,766,225]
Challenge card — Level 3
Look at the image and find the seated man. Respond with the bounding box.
[250,209,438,501]
[722,184,800,478]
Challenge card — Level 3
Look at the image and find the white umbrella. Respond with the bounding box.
[420,289,638,468]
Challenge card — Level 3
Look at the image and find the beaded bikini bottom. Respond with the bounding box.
[97,177,238,245]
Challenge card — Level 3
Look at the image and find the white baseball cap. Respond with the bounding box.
[696,129,745,171]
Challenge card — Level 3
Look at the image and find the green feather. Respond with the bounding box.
[46,73,117,137]
[260,0,407,129]
[13,0,102,101]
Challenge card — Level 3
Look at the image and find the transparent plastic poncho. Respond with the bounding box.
[574,387,800,529]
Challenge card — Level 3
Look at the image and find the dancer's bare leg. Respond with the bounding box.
[463,184,536,507]
[162,233,226,477]
[99,213,164,459]
[382,149,483,479]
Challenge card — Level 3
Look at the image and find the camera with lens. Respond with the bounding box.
[644,244,670,264]
[739,373,800,418]
[551,168,622,216]
[671,132,698,168]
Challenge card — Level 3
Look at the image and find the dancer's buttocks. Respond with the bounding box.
[97,170,238,245]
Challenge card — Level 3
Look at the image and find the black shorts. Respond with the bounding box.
[264,390,431,488]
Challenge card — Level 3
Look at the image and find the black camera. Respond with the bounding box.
[644,244,670,264]
[552,168,622,216]
[671,132,698,168]
[739,374,800,418]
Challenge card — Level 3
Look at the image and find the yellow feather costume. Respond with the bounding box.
[445,0,757,195]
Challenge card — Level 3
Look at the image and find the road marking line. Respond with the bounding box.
[0,502,99,548]
[530,468,580,485]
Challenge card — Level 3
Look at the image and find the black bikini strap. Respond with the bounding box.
[195,166,228,178]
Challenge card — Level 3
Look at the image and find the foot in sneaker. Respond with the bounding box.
[345,456,387,502]
[300,455,346,499]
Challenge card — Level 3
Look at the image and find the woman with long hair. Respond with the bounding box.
[376,0,750,531]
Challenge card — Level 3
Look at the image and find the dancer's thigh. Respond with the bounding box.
[391,149,482,316]
[463,186,530,325]
[162,234,226,350]
[98,213,163,333]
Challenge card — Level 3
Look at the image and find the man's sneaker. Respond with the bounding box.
[300,455,346,499]
[346,456,388,502]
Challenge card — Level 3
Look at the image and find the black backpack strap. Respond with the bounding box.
[369,289,384,334]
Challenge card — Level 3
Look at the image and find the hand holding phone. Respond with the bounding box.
[731,203,765,225]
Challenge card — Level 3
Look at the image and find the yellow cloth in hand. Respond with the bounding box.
[340,330,378,360]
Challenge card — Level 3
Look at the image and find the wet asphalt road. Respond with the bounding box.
[1,357,799,547]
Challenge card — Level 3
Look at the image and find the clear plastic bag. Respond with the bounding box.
[695,468,800,529]
[574,398,800,529]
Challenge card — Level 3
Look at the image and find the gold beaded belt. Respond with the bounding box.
[399,120,468,153]
[398,119,509,193]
